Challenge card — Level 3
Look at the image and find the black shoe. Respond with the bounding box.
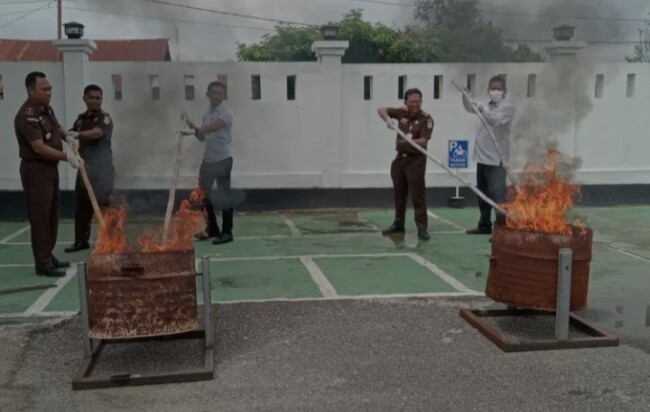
[194,227,220,241]
[212,232,233,245]
[466,227,492,235]
[36,267,66,277]
[381,224,405,236]
[52,257,70,269]
[418,229,430,241]
[64,242,90,253]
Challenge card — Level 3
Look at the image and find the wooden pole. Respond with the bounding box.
[451,80,518,187]
[388,123,507,215]
[162,132,184,243]
[73,146,104,226]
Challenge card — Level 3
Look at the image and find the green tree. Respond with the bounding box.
[237,10,423,63]
[414,0,480,27]
[627,15,649,63]
[413,0,543,62]
[236,6,542,63]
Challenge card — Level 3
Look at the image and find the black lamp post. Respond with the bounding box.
[321,25,339,40]
[63,21,85,39]
[552,25,575,41]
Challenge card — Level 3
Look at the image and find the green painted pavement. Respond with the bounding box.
[0,267,59,314]
[0,206,648,318]
[209,259,322,301]
[315,256,457,295]
[290,212,376,235]
[0,221,29,241]
[358,210,459,233]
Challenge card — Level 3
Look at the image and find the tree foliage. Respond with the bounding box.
[236,3,543,63]
[627,15,649,63]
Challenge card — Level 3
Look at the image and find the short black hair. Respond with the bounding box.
[25,71,46,89]
[84,84,103,96]
[404,88,422,102]
[489,75,506,89]
[207,81,226,92]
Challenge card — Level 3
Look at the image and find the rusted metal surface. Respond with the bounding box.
[486,224,593,312]
[459,308,619,352]
[86,249,198,339]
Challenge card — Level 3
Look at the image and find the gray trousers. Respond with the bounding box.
[476,163,507,231]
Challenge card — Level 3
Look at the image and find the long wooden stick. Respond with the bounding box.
[73,146,104,226]
[451,80,518,187]
[388,124,507,215]
[162,131,184,243]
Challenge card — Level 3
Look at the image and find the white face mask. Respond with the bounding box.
[489,90,504,103]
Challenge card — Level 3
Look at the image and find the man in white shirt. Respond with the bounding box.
[462,75,514,235]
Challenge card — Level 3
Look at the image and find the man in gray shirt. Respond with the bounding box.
[182,81,234,245]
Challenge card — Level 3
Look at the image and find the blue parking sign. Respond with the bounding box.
[448,140,469,168]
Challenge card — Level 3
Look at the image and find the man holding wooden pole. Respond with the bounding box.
[182,81,234,245]
[64,85,115,253]
[461,75,514,236]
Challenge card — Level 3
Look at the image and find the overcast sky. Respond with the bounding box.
[0,0,648,61]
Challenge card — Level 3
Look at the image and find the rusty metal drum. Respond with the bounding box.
[86,249,198,339]
[486,224,593,312]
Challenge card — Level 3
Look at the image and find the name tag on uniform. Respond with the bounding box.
[45,133,52,141]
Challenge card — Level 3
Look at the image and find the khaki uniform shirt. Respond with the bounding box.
[14,100,64,163]
[71,110,113,162]
[386,108,434,154]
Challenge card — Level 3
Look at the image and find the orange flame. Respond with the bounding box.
[93,203,129,254]
[138,187,206,252]
[505,149,586,235]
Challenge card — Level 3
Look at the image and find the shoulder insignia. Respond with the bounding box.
[427,118,434,130]
[104,115,111,125]
[25,107,34,116]
[400,118,408,124]
[27,118,39,123]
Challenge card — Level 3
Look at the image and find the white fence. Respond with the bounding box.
[1,40,649,191]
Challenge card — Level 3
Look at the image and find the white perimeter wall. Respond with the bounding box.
[1,50,649,191]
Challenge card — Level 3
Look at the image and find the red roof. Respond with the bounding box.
[0,39,171,62]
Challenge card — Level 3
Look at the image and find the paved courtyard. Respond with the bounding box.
[1,206,650,411]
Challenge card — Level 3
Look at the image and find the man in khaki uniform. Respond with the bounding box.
[377,88,434,240]
[14,71,81,277]
[64,84,115,253]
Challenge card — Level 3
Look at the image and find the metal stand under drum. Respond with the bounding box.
[460,248,620,352]
[72,256,214,390]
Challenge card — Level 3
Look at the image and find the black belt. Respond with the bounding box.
[397,152,423,158]
[21,158,58,166]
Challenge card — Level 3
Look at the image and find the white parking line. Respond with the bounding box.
[406,253,478,294]
[0,225,30,244]
[281,215,302,236]
[214,292,483,305]
[24,266,78,315]
[427,210,465,231]
[300,256,338,298]
[604,244,650,264]
[210,253,409,262]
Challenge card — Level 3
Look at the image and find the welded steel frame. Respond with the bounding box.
[459,308,619,352]
[72,256,214,390]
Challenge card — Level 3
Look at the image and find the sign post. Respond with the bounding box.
[448,140,469,208]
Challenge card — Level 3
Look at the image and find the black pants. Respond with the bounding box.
[74,161,114,243]
[20,160,59,271]
[390,153,428,230]
[476,162,507,231]
[198,157,233,234]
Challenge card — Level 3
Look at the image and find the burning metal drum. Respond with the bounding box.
[86,249,198,339]
[486,224,593,312]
